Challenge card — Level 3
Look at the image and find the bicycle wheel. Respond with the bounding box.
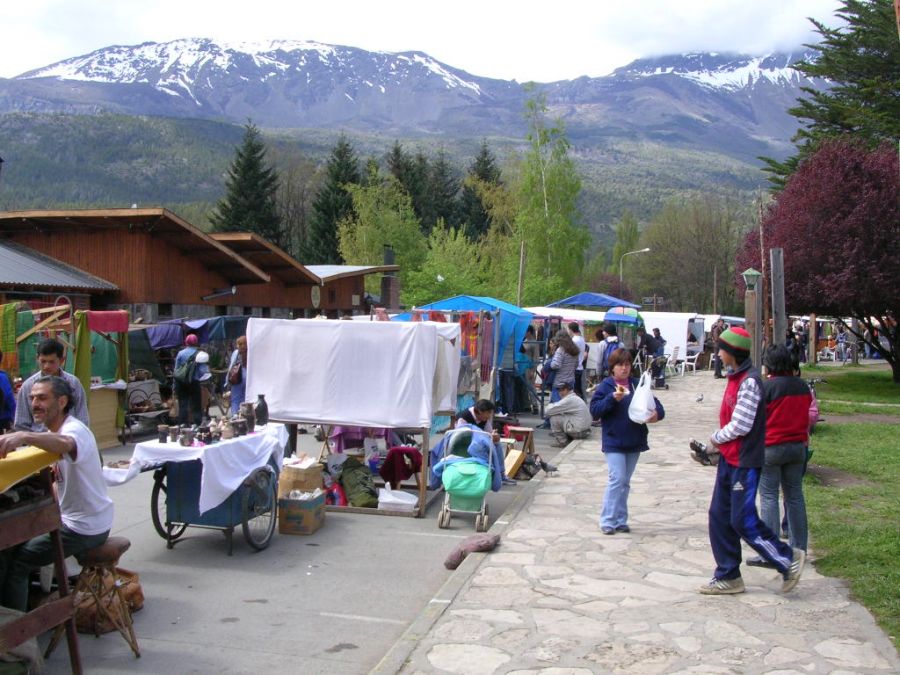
[241,466,277,551]
[151,469,188,541]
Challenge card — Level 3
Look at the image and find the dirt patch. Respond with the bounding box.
[807,463,870,488]
[820,413,900,425]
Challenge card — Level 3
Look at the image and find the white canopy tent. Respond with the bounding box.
[246,318,460,515]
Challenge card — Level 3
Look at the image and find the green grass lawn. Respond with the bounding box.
[805,422,899,647]
[818,400,900,417]
[803,364,900,406]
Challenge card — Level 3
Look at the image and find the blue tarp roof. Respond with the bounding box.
[143,316,250,350]
[394,295,534,365]
[547,292,640,310]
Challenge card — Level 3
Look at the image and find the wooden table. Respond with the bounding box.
[0,452,81,674]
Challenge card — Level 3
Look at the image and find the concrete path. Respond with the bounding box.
[378,370,899,674]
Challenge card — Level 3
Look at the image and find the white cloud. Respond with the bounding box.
[0,0,844,80]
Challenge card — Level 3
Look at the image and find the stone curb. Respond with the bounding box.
[369,441,580,675]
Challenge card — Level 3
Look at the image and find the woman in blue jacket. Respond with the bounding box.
[589,348,664,534]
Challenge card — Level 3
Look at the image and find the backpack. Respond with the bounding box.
[173,352,197,385]
[599,339,619,378]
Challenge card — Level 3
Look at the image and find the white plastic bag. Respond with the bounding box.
[628,372,656,424]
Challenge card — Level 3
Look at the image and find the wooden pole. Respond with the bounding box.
[770,248,786,351]
[712,265,718,314]
[808,312,817,365]
[516,240,526,307]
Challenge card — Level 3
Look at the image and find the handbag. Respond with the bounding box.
[227,361,242,385]
[628,372,656,424]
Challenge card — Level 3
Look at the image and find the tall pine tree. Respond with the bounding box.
[302,134,361,264]
[459,139,502,240]
[423,148,460,235]
[210,121,283,248]
[762,0,900,188]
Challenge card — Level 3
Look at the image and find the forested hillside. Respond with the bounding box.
[0,112,765,247]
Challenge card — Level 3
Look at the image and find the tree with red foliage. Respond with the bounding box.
[737,139,899,382]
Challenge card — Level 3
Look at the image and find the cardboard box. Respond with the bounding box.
[278,493,325,535]
[278,463,324,499]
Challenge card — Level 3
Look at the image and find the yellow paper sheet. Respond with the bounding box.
[0,447,57,493]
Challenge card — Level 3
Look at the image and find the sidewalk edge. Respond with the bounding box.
[369,442,581,675]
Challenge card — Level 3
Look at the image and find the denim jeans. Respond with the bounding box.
[759,442,808,551]
[601,451,640,529]
[1,526,109,612]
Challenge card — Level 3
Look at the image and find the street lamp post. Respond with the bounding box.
[742,267,762,366]
[619,247,650,297]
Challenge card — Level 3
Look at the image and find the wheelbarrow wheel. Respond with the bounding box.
[241,466,277,551]
[151,469,187,541]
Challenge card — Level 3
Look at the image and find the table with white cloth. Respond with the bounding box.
[105,423,287,554]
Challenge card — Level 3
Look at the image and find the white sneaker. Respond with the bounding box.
[781,548,806,593]
[698,576,745,595]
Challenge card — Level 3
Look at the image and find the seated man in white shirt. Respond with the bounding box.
[545,380,593,448]
[0,376,114,612]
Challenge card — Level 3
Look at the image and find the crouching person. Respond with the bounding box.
[545,381,592,448]
[0,376,113,611]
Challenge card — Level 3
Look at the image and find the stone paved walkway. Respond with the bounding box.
[378,370,898,674]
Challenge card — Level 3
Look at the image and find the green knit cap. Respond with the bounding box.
[719,326,751,355]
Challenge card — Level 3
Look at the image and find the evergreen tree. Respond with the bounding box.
[762,0,900,188]
[302,134,361,264]
[459,139,502,240]
[386,141,429,229]
[210,121,283,248]
[424,148,461,234]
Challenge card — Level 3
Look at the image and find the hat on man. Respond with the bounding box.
[185,334,198,346]
[718,326,751,356]
[554,380,573,391]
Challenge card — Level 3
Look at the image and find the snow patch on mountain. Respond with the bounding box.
[19,37,483,97]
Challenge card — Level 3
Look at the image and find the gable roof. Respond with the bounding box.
[209,232,320,286]
[0,240,118,292]
[305,264,400,282]
[0,208,270,285]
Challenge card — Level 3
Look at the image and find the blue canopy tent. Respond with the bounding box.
[547,292,640,310]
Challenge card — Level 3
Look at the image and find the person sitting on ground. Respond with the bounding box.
[699,327,805,596]
[455,399,516,486]
[15,338,89,431]
[0,376,113,611]
[748,345,812,569]
[545,380,592,448]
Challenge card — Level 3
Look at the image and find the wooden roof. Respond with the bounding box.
[209,232,320,287]
[0,208,270,286]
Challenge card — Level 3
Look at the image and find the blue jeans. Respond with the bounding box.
[708,462,793,580]
[759,442,808,551]
[601,451,640,528]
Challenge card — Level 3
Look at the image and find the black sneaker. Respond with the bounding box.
[746,556,776,569]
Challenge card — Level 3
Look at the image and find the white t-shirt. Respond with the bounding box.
[572,334,586,372]
[57,416,115,535]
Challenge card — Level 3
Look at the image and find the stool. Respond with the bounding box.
[45,537,140,659]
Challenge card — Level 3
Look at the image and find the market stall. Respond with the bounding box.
[247,318,458,517]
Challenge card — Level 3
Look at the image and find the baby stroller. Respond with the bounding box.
[435,426,499,532]
[649,354,669,390]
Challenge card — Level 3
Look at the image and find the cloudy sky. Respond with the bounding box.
[1,0,843,81]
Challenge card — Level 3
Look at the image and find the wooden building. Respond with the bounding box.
[0,208,399,320]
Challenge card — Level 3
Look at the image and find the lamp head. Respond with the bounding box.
[741,267,761,291]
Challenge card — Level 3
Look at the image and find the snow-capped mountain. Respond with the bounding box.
[1,38,823,160]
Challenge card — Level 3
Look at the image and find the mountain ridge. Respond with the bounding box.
[1,38,822,162]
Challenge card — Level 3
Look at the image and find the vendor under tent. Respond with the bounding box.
[641,312,706,368]
[246,318,459,517]
[394,296,534,407]
[546,292,640,310]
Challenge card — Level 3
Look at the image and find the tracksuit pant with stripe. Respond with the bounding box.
[708,460,794,581]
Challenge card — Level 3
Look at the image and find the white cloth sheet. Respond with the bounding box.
[247,318,451,428]
[104,423,287,514]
